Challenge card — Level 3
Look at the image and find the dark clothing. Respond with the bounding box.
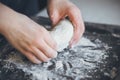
[0,0,47,16]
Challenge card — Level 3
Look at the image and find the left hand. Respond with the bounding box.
[47,0,85,47]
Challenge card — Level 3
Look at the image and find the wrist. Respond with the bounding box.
[0,3,19,35]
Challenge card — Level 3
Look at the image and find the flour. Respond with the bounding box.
[55,61,63,70]
[50,19,73,52]
[3,36,108,80]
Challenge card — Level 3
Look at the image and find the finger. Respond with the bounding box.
[31,46,50,62]
[14,44,41,64]
[21,50,41,64]
[38,40,58,58]
[44,33,57,51]
[18,42,50,63]
[49,10,60,26]
[68,8,85,47]
[49,10,66,26]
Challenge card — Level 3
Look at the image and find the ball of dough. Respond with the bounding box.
[50,20,74,52]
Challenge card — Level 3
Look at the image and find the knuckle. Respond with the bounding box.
[50,11,58,19]
[32,38,43,47]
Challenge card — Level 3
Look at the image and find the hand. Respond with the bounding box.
[0,3,57,64]
[47,0,85,47]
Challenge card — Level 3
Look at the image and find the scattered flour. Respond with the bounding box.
[3,37,109,80]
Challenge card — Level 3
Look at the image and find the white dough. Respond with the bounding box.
[50,20,74,52]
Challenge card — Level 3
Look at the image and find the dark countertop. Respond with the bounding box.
[0,17,120,80]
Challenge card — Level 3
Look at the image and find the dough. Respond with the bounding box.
[50,20,74,52]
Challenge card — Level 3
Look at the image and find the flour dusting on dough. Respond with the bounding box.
[50,20,73,51]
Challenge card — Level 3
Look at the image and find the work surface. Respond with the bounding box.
[0,17,120,80]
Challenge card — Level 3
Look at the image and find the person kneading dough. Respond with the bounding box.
[0,0,85,64]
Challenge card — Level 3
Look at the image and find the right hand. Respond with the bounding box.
[0,3,57,64]
[47,0,85,47]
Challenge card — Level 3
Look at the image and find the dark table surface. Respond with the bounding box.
[0,17,120,80]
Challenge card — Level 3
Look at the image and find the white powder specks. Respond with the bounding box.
[4,37,109,80]
[55,61,63,70]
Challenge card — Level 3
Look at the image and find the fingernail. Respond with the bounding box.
[36,60,42,64]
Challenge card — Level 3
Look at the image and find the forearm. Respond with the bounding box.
[0,3,20,34]
[0,3,11,34]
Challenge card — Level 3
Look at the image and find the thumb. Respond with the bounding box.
[50,11,60,26]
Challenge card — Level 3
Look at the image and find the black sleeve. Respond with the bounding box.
[0,0,47,17]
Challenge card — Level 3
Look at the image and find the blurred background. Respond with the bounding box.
[38,0,120,26]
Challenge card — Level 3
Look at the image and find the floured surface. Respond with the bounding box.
[0,18,120,80]
[0,37,110,80]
